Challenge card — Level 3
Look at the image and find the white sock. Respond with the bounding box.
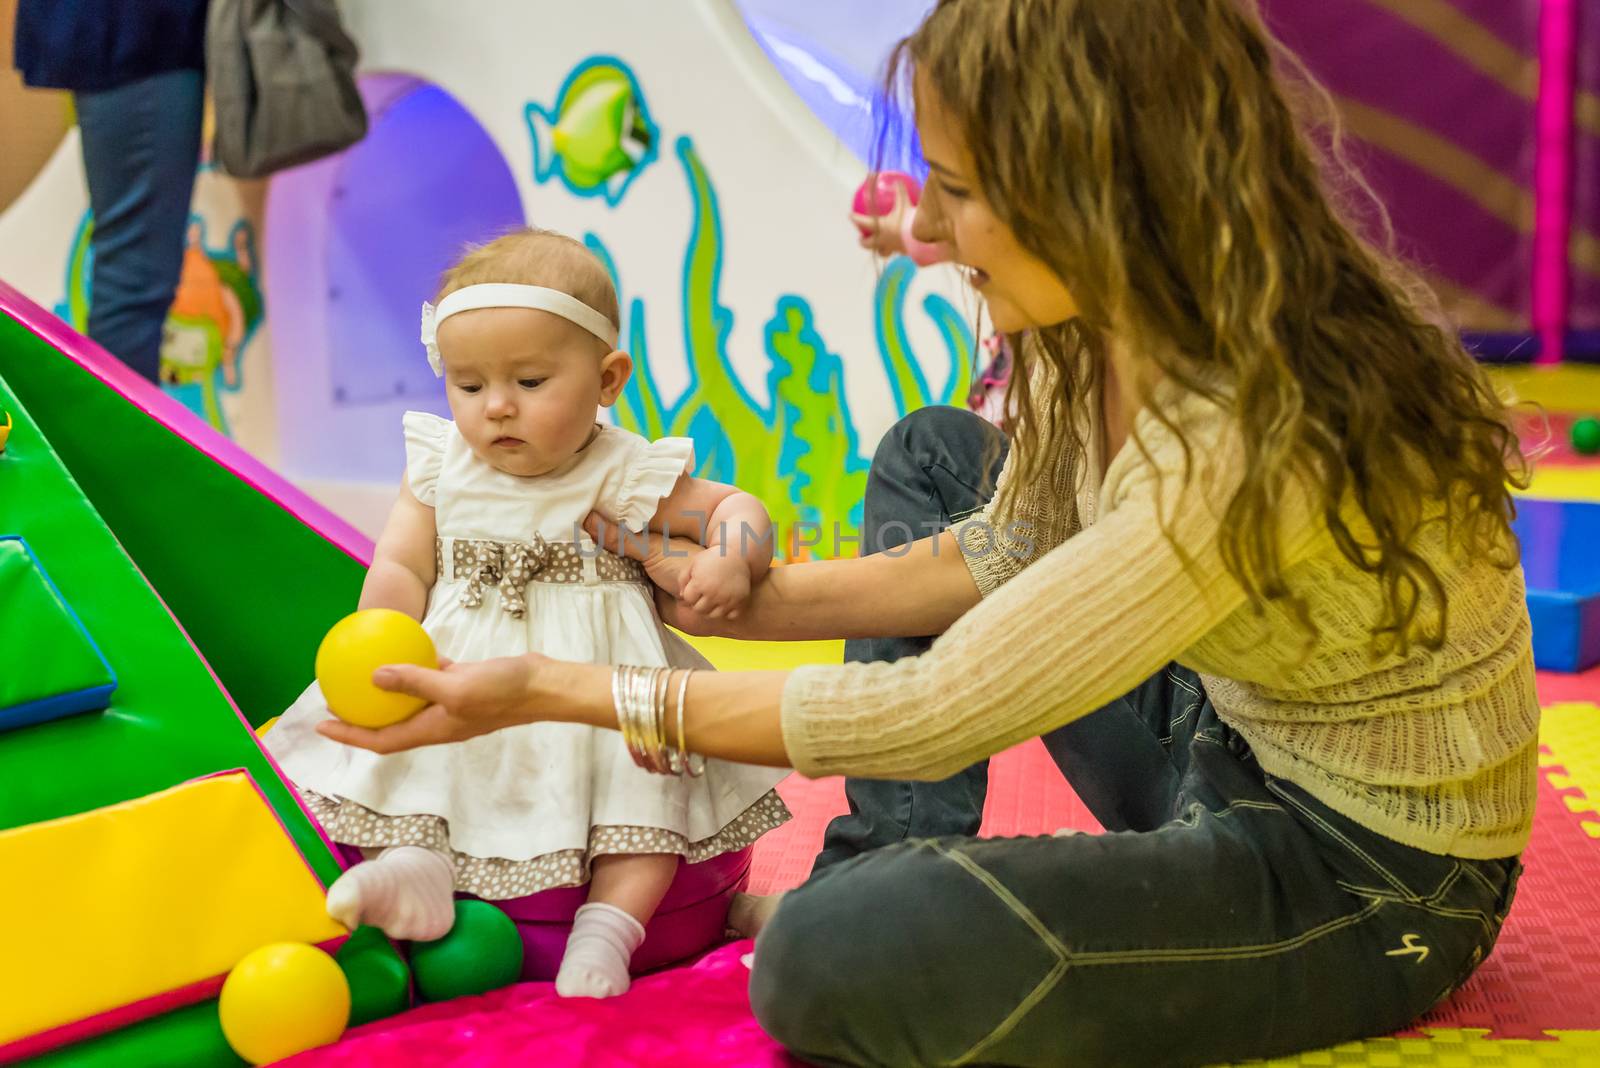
[325,845,456,941]
[555,902,647,999]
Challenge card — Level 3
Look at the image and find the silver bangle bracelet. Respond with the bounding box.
[613,663,685,775]
[648,665,669,774]
[673,668,704,777]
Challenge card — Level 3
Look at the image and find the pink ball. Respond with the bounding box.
[852,172,921,236]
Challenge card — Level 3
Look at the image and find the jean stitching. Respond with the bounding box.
[1069,898,1387,967]
[930,842,1071,955]
[927,843,1070,1066]
[952,958,1070,1067]
[1165,670,1201,696]
[927,461,989,502]
[896,780,917,847]
[1266,781,1412,897]
[1425,863,1464,904]
[1334,881,1497,940]
[1413,903,1496,938]
[1161,701,1202,747]
[1212,799,1290,820]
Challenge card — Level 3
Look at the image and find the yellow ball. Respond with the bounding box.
[315,609,438,728]
[218,942,350,1065]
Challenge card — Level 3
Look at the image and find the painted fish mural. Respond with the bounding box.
[526,56,659,206]
[522,57,974,558]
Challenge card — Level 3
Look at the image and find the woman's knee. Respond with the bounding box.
[873,405,999,481]
[749,842,1041,1065]
[750,860,934,1063]
[748,882,853,1058]
[862,407,1005,544]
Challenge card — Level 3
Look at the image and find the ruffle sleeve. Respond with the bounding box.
[402,410,450,505]
[609,436,695,531]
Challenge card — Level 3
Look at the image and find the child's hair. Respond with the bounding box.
[436,227,621,332]
[886,0,1528,656]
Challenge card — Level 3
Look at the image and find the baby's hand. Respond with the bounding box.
[679,549,752,619]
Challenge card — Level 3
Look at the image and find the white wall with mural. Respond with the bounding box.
[0,0,973,551]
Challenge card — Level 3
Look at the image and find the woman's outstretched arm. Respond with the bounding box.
[314,521,988,766]
[319,406,1320,784]
[319,476,1261,776]
[317,655,795,767]
[584,518,986,643]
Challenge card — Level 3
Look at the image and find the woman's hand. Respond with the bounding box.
[584,512,742,636]
[315,654,544,753]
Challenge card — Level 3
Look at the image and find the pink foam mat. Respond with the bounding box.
[1407,764,1600,1039]
[283,942,795,1067]
[1536,666,1600,705]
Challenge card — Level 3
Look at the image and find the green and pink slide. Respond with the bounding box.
[0,282,774,1066]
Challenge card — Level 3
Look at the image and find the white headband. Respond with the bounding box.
[420,283,620,376]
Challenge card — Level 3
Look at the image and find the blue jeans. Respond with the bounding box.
[759,406,1521,1066]
[75,69,204,382]
[811,406,1010,873]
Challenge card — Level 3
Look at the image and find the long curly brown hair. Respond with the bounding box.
[887,0,1527,654]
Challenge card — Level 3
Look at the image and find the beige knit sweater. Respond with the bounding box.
[781,381,1539,859]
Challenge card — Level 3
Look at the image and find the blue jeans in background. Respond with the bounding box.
[75,68,204,383]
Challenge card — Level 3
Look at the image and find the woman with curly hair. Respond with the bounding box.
[324,2,1537,1062]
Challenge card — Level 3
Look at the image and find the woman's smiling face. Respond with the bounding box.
[910,71,1081,334]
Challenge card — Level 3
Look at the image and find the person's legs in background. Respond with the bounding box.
[74,68,204,382]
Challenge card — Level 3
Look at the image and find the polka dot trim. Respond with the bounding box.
[440,536,645,596]
[303,790,791,900]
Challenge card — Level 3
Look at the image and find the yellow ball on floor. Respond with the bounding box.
[218,942,350,1065]
[315,609,439,728]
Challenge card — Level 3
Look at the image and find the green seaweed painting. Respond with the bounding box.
[585,135,973,558]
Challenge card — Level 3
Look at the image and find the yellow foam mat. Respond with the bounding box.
[1518,466,1600,503]
[1490,365,1600,413]
[681,634,844,672]
[1540,702,1600,839]
[1257,1028,1600,1065]
[0,772,345,1045]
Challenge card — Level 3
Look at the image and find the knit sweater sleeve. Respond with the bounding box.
[780,399,1318,780]
[956,357,1083,596]
[955,446,1034,596]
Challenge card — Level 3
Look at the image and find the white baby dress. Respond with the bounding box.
[267,411,790,899]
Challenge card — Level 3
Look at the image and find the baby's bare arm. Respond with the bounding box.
[358,476,438,620]
[649,475,774,584]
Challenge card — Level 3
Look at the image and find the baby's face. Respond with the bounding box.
[437,307,627,477]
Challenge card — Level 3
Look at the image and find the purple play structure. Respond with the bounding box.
[1257,0,1594,362]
